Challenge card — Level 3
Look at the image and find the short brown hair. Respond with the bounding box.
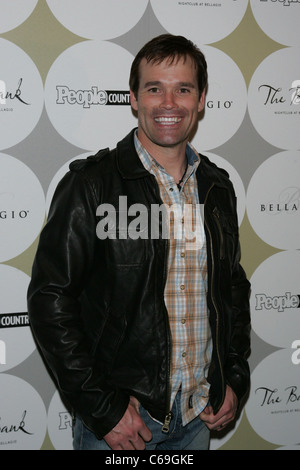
[129,34,208,99]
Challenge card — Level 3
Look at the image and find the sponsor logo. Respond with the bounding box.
[0,410,33,439]
[206,100,233,109]
[0,313,29,329]
[260,0,300,5]
[259,187,299,214]
[290,80,300,105]
[0,210,30,219]
[177,2,221,6]
[0,80,6,105]
[58,412,72,431]
[56,86,130,108]
[255,385,300,408]
[255,292,300,312]
[258,81,300,113]
[0,78,30,107]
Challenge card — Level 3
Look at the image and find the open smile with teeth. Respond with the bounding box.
[154,117,182,125]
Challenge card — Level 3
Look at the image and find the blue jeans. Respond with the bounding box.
[73,392,210,450]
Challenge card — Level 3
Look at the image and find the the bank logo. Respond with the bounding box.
[0,39,44,150]
[249,47,300,147]
[290,80,300,105]
[258,80,300,110]
[0,374,47,450]
[0,78,32,108]
[246,349,300,446]
[0,80,6,104]
[56,86,130,108]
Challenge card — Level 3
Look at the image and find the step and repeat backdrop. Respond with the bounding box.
[0,0,299,450]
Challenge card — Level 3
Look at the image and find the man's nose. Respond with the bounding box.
[160,90,178,109]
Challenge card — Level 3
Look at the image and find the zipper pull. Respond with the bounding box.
[161,412,172,434]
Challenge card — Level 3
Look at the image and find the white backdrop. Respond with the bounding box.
[0,0,299,450]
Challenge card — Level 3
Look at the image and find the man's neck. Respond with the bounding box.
[137,134,188,183]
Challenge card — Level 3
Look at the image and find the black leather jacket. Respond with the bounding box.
[28,129,250,439]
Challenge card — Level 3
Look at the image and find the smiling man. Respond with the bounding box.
[28,34,251,451]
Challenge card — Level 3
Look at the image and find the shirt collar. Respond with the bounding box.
[134,130,200,174]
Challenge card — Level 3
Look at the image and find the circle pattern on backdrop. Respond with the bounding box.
[46,0,148,40]
[45,41,137,151]
[0,374,47,449]
[246,151,300,250]
[246,349,300,446]
[248,47,300,150]
[0,39,44,150]
[0,0,38,33]
[0,153,46,262]
[48,391,73,450]
[250,251,300,348]
[0,265,35,373]
[250,0,300,47]
[150,0,248,45]
[191,46,247,151]
[204,152,246,226]
[0,0,298,452]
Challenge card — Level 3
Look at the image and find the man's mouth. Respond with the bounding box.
[154,116,182,125]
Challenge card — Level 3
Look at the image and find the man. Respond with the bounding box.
[27,34,251,450]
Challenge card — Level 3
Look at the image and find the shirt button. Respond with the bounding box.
[181,318,186,324]
[180,252,185,258]
[180,285,185,290]
[182,352,187,357]
[169,187,174,192]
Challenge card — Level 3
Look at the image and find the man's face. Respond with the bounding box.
[130,55,205,153]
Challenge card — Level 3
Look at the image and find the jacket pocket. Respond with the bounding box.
[212,207,237,261]
[97,209,148,267]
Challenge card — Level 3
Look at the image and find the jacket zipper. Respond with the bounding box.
[162,411,173,433]
[204,187,225,409]
[161,236,173,433]
[152,174,173,434]
[212,206,225,260]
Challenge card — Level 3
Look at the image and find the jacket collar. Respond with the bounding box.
[116,129,229,197]
[116,128,150,180]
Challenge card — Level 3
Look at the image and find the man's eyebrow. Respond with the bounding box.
[178,82,196,89]
[142,81,196,89]
[143,81,162,88]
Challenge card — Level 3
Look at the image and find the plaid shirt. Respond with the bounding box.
[134,132,212,425]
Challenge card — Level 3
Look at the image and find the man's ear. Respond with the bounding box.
[130,90,138,112]
[198,90,206,113]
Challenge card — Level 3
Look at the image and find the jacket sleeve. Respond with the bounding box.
[27,170,129,439]
[224,199,251,407]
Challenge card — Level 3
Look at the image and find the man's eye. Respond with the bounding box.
[149,87,160,93]
[179,88,190,94]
